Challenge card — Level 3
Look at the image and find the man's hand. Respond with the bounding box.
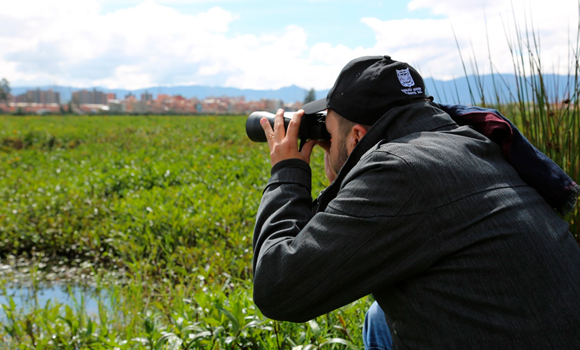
[261,109,316,167]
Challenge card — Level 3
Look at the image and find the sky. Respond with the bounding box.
[0,0,577,90]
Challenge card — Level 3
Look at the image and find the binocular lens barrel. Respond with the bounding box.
[245,111,330,143]
[245,111,293,142]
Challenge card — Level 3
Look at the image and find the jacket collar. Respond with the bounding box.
[316,101,457,212]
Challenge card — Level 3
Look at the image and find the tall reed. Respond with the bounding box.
[433,7,580,240]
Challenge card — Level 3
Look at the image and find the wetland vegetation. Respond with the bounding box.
[1,13,579,349]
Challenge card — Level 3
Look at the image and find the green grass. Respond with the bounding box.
[1,115,363,349]
[1,12,579,347]
[1,105,578,348]
[1,78,578,348]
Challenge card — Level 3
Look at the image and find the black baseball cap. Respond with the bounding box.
[303,55,430,125]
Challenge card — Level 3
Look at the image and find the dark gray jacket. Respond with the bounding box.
[252,101,580,349]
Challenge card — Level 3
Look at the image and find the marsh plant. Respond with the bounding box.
[0,115,360,349]
[430,9,580,240]
[0,12,579,350]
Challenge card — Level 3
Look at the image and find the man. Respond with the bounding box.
[252,55,580,349]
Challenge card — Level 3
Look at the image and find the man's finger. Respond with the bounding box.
[286,109,304,142]
[260,117,274,148]
[300,139,317,165]
[318,140,331,153]
[273,108,285,141]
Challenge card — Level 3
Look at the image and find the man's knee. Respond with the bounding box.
[363,301,393,350]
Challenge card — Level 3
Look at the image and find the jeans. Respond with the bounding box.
[363,301,393,350]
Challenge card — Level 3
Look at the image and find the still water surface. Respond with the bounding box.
[0,284,106,314]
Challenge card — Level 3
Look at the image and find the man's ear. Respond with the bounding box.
[347,124,368,153]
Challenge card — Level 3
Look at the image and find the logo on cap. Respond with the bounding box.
[396,68,415,87]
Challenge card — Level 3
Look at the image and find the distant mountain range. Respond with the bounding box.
[424,74,574,105]
[10,74,575,105]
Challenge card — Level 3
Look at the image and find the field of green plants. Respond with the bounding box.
[1,14,579,348]
[1,104,578,349]
[1,115,373,349]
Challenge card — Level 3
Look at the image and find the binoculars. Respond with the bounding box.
[245,111,330,148]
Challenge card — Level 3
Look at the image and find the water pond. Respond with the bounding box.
[0,284,107,315]
[0,258,114,316]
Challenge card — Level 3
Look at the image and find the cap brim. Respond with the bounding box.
[303,98,328,115]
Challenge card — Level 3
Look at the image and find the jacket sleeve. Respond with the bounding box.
[252,153,437,322]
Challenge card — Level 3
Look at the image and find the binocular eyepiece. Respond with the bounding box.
[245,111,330,144]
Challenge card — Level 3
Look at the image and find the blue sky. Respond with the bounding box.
[0,0,576,90]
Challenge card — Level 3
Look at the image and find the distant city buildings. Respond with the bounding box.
[72,88,108,105]
[3,87,302,115]
[141,91,153,102]
[14,88,60,104]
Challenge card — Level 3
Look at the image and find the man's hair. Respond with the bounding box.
[334,110,371,137]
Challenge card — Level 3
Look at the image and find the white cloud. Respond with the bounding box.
[0,1,244,89]
[1,0,358,90]
[1,0,100,18]
[0,0,577,91]
[408,0,506,15]
[0,0,366,91]
[99,0,239,5]
[366,0,579,80]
